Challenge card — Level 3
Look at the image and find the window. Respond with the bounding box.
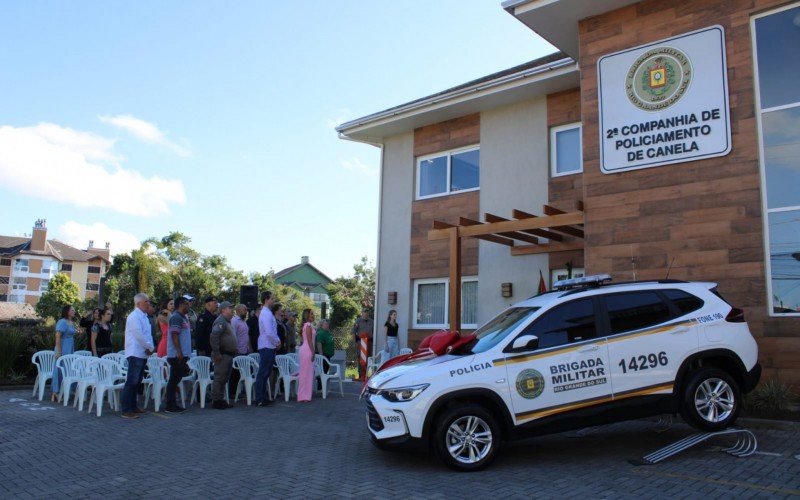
[11,277,26,291]
[603,292,672,335]
[0,277,8,284]
[753,4,800,315]
[88,266,101,274]
[661,289,704,316]
[61,263,73,272]
[550,123,583,177]
[86,283,99,291]
[41,260,58,275]
[417,146,480,199]
[413,277,479,328]
[310,292,329,303]
[8,294,24,303]
[40,279,50,292]
[523,298,597,349]
[0,294,6,301]
[472,307,540,354]
[551,268,586,285]
[13,259,29,272]
[0,258,10,266]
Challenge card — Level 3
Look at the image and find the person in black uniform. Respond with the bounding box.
[246,305,261,353]
[195,296,218,356]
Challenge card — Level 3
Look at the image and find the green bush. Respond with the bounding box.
[745,379,797,412]
[0,330,28,379]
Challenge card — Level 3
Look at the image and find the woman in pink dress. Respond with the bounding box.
[296,308,316,402]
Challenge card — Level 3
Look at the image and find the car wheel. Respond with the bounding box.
[681,367,741,431]
[433,403,500,471]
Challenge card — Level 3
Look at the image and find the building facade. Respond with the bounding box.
[274,256,333,310]
[0,220,110,306]
[338,0,800,384]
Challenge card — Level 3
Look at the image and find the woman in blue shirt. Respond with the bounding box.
[51,305,76,402]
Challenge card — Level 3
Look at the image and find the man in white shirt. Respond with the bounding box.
[254,291,280,406]
[121,292,155,419]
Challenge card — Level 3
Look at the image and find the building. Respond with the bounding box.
[337,0,800,384]
[0,220,110,306]
[274,256,333,310]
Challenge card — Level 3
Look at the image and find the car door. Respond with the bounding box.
[603,290,700,399]
[500,297,612,427]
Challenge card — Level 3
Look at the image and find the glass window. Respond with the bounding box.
[0,277,7,284]
[754,4,800,315]
[40,280,50,292]
[8,294,24,303]
[524,298,597,348]
[471,307,540,353]
[88,266,101,274]
[418,156,448,197]
[11,277,26,291]
[415,281,446,326]
[61,263,73,272]
[551,123,582,176]
[86,283,99,291]
[0,258,10,266]
[0,294,6,302]
[462,280,478,327]
[754,6,800,109]
[661,289,705,316]
[604,292,672,335]
[13,259,29,272]
[451,149,480,192]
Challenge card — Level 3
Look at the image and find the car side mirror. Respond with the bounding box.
[511,334,538,352]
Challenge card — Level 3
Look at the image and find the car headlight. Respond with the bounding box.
[377,384,429,402]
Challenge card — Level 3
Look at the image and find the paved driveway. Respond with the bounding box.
[1,385,799,499]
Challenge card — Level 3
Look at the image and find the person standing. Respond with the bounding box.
[79,308,100,346]
[195,296,218,356]
[184,295,198,348]
[254,292,280,406]
[284,311,297,353]
[51,305,76,402]
[230,303,250,398]
[384,310,399,359]
[91,308,114,357]
[121,293,155,419]
[210,302,237,410]
[275,306,287,355]
[353,309,374,380]
[315,318,335,371]
[296,309,316,402]
[165,297,192,413]
[246,305,261,353]
[156,298,175,357]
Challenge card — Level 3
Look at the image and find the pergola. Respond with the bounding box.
[426,201,585,332]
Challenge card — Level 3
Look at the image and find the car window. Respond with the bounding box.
[470,307,539,353]
[661,289,704,316]
[603,291,672,335]
[522,298,597,349]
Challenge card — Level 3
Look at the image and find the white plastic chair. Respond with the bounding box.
[143,357,170,412]
[248,352,260,364]
[399,348,413,356]
[188,356,213,408]
[57,355,85,406]
[101,353,128,381]
[32,351,56,401]
[366,351,388,377]
[274,355,299,402]
[74,350,92,357]
[233,356,263,406]
[314,355,343,399]
[74,358,99,411]
[286,352,299,366]
[87,359,124,416]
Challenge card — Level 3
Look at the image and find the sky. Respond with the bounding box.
[0,0,554,280]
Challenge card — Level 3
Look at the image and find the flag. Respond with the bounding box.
[537,270,547,295]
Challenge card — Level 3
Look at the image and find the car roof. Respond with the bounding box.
[511,279,716,308]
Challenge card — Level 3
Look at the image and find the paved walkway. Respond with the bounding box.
[1,386,799,499]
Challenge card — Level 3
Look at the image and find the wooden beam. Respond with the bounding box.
[428,212,584,240]
[456,217,515,247]
[510,240,585,255]
[541,205,585,238]
[448,227,461,333]
[483,213,540,244]
[432,220,455,230]
[509,210,564,241]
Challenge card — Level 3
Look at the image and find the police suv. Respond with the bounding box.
[365,275,761,471]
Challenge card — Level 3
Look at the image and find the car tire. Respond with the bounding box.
[432,403,500,471]
[680,367,741,432]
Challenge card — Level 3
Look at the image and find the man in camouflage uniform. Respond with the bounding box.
[210,301,237,410]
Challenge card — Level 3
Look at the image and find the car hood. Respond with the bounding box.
[368,354,469,389]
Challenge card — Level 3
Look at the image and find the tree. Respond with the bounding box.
[36,273,80,319]
[328,256,376,329]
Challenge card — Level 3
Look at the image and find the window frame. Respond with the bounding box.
[88,266,101,274]
[11,277,27,291]
[751,2,800,317]
[412,276,479,329]
[13,258,29,273]
[550,122,583,178]
[415,145,480,200]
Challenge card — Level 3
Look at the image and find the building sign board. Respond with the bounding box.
[598,26,731,174]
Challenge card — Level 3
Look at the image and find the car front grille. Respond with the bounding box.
[365,397,384,432]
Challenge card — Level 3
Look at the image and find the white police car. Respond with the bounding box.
[365,275,761,471]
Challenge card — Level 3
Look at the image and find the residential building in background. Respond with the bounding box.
[0,219,110,305]
[274,256,333,310]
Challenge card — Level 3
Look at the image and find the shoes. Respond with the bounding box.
[121,412,139,419]
[257,400,273,407]
[133,407,147,414]
[165,406,186,414]
[212,401,230,410]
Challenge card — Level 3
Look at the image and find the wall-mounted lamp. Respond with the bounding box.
[388,291,397,305]
[501,282,513,298]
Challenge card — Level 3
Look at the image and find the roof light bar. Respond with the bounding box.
[553,274,612,290]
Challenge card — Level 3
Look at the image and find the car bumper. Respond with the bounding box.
[743,362,762,393]
[365,393,410,440]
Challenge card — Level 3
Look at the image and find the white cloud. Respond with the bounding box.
[340,157,377,176]
[0,123,186,216]
[56,221,141,256]
[99,114,190,157]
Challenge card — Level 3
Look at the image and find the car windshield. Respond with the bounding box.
[469,307,540,354]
